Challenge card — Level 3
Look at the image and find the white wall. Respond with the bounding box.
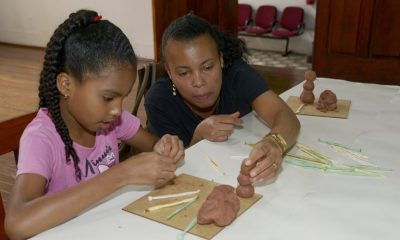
[239,0,316,55]
[0,0,155,59]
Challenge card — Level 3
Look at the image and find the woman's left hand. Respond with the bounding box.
[153,134,185,163]
[243,136,283,182]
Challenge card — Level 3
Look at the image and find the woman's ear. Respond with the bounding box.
[56,73,71,98]
[220,53,224,68]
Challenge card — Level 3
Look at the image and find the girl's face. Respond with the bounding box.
[60,64,136,135]
[165,34,223,113]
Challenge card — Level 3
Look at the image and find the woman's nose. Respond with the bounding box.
[192,71,205,88]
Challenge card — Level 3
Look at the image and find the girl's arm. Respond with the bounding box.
[5,151,176,240]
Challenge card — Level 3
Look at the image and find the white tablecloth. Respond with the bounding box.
[32,78,400,240]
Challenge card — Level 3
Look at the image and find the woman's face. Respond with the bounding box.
[60,64,136,135]
[165,34,223,112]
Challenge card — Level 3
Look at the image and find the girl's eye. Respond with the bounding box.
[103,96,114,102]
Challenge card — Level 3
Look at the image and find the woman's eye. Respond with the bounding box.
[103,96,114,102]
[177,71,188,77]
[204,64,213,71]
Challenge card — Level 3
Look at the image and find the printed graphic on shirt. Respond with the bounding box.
[83,145,116,177]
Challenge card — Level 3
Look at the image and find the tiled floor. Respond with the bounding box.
[246,49,311,71]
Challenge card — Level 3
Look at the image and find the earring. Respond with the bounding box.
[172,83,177,96]
[64,94,69,100]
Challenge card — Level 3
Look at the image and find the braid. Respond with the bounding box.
[38,9,137,182]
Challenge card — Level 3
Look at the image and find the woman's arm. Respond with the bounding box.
[243,90,300,182]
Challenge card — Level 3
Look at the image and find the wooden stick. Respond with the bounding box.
[206,156,226,175]
[295,103,305,113]
[145,196,198,212]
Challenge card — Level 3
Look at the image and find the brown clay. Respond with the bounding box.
[197,185,240,227]
[236,185,255,198]
[317,89,337,112]
[237,161,255,198]
[300,70,316,104]
[237,174,251,186]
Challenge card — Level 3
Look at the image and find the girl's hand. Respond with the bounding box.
[153,134,185,164]
[243,136,283,183]
[193,112,242,143]
[123,152,177,185]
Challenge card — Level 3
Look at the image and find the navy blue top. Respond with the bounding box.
[145,58,269,147]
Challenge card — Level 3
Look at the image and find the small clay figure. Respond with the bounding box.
[236,161,255,198]
[317,90,337,112]
[300,70,317,104]
[197,185,240,227]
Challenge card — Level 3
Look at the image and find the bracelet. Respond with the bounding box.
[265,132,287,154]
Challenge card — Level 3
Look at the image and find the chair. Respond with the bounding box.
[244,5,277,35]
[237,4,252,31]
[132,62,165,116]
[119,62,165,160]
[270,6,305,56]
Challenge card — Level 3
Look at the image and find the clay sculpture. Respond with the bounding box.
[236,160,255,198]
[300,70,317,104]
[317,90,337,112]
[197,185,240,227]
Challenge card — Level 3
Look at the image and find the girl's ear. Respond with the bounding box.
[56,73,71,98]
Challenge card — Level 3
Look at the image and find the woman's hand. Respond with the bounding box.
[192,112,242,144]
[243,136,283,183]
[153,134,185,164]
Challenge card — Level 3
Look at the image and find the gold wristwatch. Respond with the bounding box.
[266,132,287,155]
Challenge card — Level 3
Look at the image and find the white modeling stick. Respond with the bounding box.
[148,189,200,201]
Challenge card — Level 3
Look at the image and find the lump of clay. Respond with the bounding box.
[236,161,255,198]
[197,185,240,227]
[300,70,316,104]
[317,89,337,112]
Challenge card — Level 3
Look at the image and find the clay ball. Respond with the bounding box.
[237,174,252,186]
[236,185,255,198]
[197,185,240,227]
[317,89,337,112]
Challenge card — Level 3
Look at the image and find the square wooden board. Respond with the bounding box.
[286,96,351,118]
[123,173,262,239]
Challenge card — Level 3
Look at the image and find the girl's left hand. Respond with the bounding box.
[243,137,283,182]
[153,134,185,163]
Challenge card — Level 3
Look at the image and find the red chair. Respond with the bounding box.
[237,4,252,31]
[1,194,8,240]
[271,6,305,56]
[244,5,277,35]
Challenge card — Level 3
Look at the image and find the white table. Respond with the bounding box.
[32,78,400,240]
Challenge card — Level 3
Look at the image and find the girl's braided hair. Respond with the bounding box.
[38,9,137,181]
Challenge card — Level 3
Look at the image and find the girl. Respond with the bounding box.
[5,10,184,239]
[145,14,300,183]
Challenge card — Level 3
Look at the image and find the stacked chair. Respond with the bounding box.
[238,5,305,56]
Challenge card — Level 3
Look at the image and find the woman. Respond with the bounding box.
[145,14,300,183]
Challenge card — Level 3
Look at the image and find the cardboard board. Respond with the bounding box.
[123,173,262,239]
[286,96,351,118]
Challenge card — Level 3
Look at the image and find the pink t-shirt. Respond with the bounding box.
[17,108,140,195]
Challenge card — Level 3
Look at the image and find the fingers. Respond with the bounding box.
[157,134,185,163]
[245,140,283,182]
